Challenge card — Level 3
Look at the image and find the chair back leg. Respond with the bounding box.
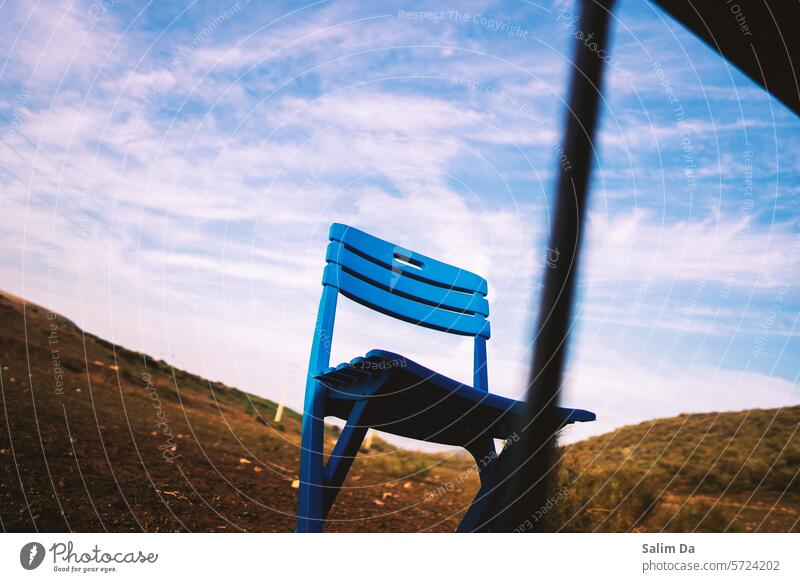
[297,379,326,532]
[297,287,338,532]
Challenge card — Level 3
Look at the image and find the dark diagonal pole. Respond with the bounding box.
[491,0,615,532]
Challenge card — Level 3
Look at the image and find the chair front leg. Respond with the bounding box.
[322,399,369,519]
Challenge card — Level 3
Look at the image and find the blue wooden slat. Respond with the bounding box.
[329,223,488,296]
[326,241,489,316]
[323,264,491,339]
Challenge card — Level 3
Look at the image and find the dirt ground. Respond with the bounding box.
[0,291,478,532]
[2,290,797,533]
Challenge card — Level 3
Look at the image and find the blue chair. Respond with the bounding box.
[296,223,595,532]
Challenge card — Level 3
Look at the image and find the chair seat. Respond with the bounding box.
[316,349,595,448]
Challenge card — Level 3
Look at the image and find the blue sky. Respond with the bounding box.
[1,0,798,447]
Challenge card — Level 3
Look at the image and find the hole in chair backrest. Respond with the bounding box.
[393,253,424,270]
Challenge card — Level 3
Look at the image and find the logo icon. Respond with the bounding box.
[20,542,46,570]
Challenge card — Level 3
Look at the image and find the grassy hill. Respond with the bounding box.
[1,290,797,532]
[551,408,799,532]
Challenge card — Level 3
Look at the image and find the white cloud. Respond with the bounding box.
[563,345,799,443]
[583,209,800,290]
[1,0,798,454]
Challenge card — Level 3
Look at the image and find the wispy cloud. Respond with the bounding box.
[1,0,797,448]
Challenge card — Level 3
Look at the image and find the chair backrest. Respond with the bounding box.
[322,223,490,339]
